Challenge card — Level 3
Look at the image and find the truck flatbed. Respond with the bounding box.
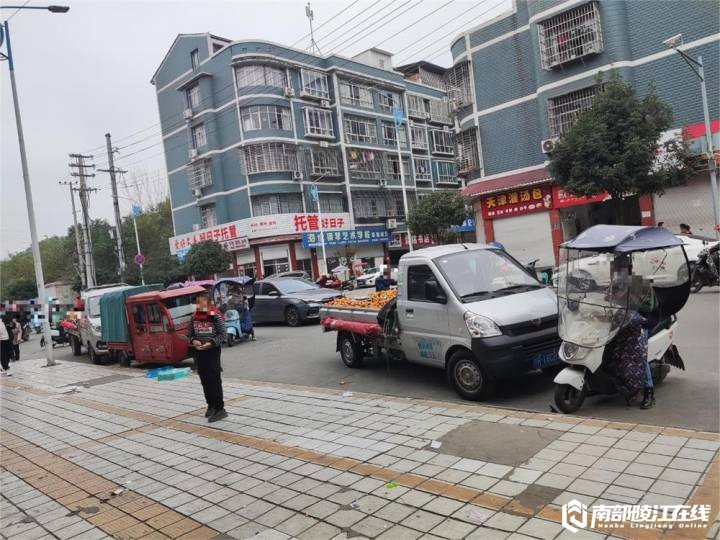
[320,305,381,324]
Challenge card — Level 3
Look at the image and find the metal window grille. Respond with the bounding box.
[429,99,452,124]
[411,126,428,150]
[235,64,286,87]
[386,155,410,181]
[186,85,200,109]
[308,147,341,176]
[455,128,479,173]
[431,130,453,155]
[251,193,303,216]
[242,143,298,175]
[191,124,207,148]
[188,159,212,190]
[318,194,345,213]
[344,115,377,144]
[407,95,428,118]
[435,161,458,184]
[418,68,446,90]
[353,191,387,218]
[382,122,408,148]
[200,204,217,228]
[301,69,330,99]
[347,148,383,180]
[445,61,471,106]
[547,86,598,137]
[339,81,374,108]
[414,158,432,181]
[391,190,415,218]
[538,2,603,70]
[304,107,334,138]
[378,90,400,113]
[241,105,292,132]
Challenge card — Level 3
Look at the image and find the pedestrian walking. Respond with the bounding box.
[187,291,228,423]
[10,316,22,362]
[1,316,13,376]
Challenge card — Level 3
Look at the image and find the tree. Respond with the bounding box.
[4,278,38,300]
[548,71,699,222]
[407,190,470,244]
[184,240,232,279]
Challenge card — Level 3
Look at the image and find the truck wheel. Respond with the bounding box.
[285,306,301,327]
[72,336,82,356]
[554,383,586,413]
[339,333,363,368]
[88,343,100,365]
[118,352,131,367]
[447,351,493,400]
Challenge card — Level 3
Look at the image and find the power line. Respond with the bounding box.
[290,0,362,48]
[6,0,31,21]
[321,0,403,51]
[313,0,384,44]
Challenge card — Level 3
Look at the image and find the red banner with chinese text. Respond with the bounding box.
[552,186,610,208]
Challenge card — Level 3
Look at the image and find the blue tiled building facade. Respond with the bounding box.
[152,37,457,278]
[448,0,719,267]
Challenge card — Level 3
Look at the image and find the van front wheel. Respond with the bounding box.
[447,351,493,401]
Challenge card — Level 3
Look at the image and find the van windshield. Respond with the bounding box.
[434,249,541,302]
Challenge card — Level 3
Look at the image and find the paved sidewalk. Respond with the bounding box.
[1,360,718,540]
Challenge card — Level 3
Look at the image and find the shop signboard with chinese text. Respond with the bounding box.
[480,186,553,219]
[302,228,389,248]
[389,232,433,248]
[552,186,610,209]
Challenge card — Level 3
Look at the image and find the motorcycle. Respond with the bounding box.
[40,325,72,348]
[690,244,719,293]
[553,225,690,413]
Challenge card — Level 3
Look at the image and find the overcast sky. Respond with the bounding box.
[1,0,510,258]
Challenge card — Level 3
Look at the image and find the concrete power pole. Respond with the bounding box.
[98,133,127,280]
[69,153,97,288]
[59,180,86,289]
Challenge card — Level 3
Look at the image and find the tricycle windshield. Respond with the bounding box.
[162,294,198,326]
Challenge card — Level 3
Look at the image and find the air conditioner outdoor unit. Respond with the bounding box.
[284,86,295,97]
[409,120,415,127]
[183,108,193,120]
[443,125,450,132]
[192,188,203,198]
[425,112,431,120]
[387,218,397,229]
[319,141,329,148]
[188,148,199,160]
[292,171,302,180]
[192,223,200,231]
[540,138,558,154]
[320,99,330,108]
[378,178,386,187]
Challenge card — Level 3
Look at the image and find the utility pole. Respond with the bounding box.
[393,108,413,251]
[59,180,86,289]
[69,153,97,287]
[97,133,128,280]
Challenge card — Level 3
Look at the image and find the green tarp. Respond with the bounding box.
[100,284,162,343]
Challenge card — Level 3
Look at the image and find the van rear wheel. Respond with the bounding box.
[447,351,493,401]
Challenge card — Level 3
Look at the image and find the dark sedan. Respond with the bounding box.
[251,278,342,326]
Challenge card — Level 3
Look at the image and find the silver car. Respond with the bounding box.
[252,278,342,326]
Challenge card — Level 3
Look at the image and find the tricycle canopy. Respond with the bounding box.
[213,277,255,311]
[562,225,684,253]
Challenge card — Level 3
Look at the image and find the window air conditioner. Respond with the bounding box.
[540,138,558,154]
[183,108,193,120]
[292,171,302,180]
[284,86,295,98]
[188,148,199,160]
[320,99,330,108]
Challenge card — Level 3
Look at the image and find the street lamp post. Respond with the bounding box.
[1,5,70,367]
[663,34,720,238]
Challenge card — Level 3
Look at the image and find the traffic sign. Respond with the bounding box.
[134,253,145,266]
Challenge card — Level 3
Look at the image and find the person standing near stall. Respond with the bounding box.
[187,292,228,423]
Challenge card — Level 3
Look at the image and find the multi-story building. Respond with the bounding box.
[449,0,719,267]
[151,36,456,278]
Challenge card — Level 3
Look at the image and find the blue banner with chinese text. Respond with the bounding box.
[302,228,389,248]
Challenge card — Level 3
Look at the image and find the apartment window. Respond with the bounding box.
[344,115,377,144]
[387,155,410,181]
[538,2,603,70]
[353,191,388,218]
[435,161,457,184]
[190,49,200,70]
[410,126,428,150]
[309,148,340,176]
[304,107,334,138]
[200,204,217,228]
[456,127,480,173]
[407,94,428,118]
[339,81,374,108]
[241,105,292,132]
[318,194,346,213]
[382,122,407,148]
[548,86,598,137]
[191,123,207,149]
[188,159,212,190]
[378,90,400,113]
[429,99,452,124]
[242,143,298,174]
[391,190,414,218]
[251,193,303,216]
[414,158,431,181]
[347,148,383,180]
[301,69,330,99]
[235,64,286,88]
[186,84,200,109]
[430,130,453,155]
[445,62,472,106]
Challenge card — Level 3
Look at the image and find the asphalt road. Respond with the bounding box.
[20,290,719,432]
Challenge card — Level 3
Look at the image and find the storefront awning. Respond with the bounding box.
[463,166,551,199]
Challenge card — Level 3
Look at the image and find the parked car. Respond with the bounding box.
[252,277,342,326]
[272,270,311,280]
[676,234,719,264]
[355,265,398,288]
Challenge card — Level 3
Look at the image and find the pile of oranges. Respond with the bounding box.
[327,289,397,309]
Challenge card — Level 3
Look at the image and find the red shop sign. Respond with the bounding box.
[480,185,553,219]
[552,186,610,208]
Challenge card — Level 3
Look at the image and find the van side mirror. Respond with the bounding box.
[425,279,447,304]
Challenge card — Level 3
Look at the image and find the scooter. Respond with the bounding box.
[553,225,691,413]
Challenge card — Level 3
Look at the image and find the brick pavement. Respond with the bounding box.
[1,360,718,539]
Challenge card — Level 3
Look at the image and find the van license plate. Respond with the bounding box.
[531,350,561,369]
